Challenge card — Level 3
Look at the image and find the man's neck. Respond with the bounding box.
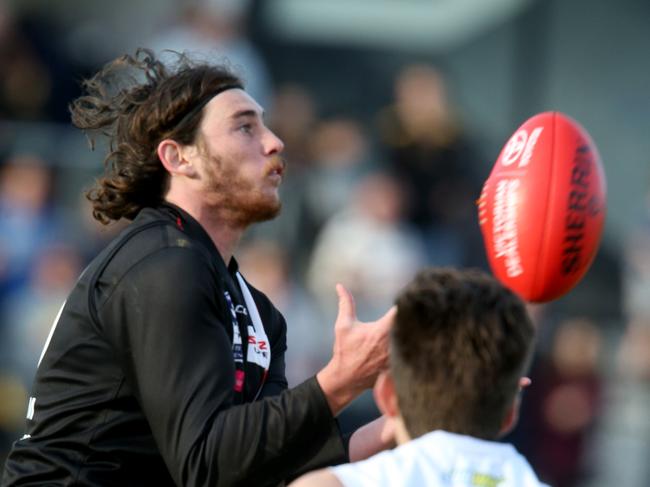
[195,213,244,264]
[166,196,245,263]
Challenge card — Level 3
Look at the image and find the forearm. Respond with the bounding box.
[188,378,346,486]
[135,373,347,487]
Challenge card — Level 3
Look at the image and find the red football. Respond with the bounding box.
[477,112,607,303]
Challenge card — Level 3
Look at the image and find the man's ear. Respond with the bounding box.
[499,401,519,437]
[373,370,399,418]
[499,377,530,437]
[157,139,197,177]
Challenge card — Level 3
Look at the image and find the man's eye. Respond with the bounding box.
[239,124,253,134]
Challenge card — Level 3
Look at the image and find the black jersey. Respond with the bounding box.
[1,204,347,486]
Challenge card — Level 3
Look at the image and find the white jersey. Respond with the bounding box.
[331,430,549,487]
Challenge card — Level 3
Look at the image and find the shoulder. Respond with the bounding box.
[89,214,220,311]
[329,451,396,486]
[123,213,209,263]
[330,440,447,487]
[100,213,212,281]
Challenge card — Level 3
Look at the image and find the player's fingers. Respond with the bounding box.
[335,283,357,325]
[519,377,532,390]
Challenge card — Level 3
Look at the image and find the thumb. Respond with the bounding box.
[335,283,357,325]
[375,305,397,330]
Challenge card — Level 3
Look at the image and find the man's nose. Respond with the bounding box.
[264,127,285,155]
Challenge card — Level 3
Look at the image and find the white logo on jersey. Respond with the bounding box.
[236,273,270,371]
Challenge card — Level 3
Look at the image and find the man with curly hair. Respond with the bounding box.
[1,50,395,487]
[291,268,547,486]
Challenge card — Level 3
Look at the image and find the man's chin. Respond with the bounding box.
[255,206,281,223]
[246,200,282,224]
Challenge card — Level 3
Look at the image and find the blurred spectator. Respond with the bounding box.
[65,193,128,262]
[618,320,650,382]
[301,117,375,243]
[0,374,26,466]
[306,171,427,436]
[376,63,485,267]
[0,3,76,122]
[147,0,272,107]
[584,321,650,487]
[521,318,604,487]
[1,245,83,385]
[590,194,650,486]
[307,171,426,320]
[0,154,59,299]
[252,116,377,275]
[622,187,650,321]
[237,239,330,387]
[267,83,318,171]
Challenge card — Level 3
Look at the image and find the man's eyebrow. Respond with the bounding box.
[230,109,264,120]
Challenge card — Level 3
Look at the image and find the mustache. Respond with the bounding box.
[266,155,287,175]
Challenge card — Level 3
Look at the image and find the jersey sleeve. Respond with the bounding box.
[98,247,346,487]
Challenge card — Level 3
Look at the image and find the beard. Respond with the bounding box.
[201,151,282,227]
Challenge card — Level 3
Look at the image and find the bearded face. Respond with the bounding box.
[200,147,284,227]
[170,88,286,230]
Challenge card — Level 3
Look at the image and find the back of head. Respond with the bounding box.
[70,48,243,224]
[391,267,534,440]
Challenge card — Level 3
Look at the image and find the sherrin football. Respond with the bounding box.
[477,112,606,303]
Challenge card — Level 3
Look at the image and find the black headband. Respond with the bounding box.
[173,83,243,130]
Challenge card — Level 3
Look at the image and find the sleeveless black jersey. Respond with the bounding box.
[2,204,346,486]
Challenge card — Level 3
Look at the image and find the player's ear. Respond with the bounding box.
[499,377,530,437]
[499,401,519,437]
[157,139,198,177]
[374,370,399,418]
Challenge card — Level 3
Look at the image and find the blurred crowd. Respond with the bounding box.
[0,1,649,486]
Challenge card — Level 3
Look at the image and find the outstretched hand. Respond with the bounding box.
[317,284,396,416]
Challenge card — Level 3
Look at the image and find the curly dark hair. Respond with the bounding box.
[391,267,535,440]
[70,48,243,224]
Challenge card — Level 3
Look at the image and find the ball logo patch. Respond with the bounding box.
[501,130,528,166]
[501,127,544,168]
